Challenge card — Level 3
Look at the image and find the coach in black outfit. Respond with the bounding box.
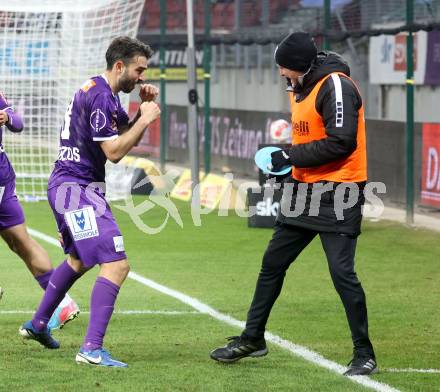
[210,31,377,376]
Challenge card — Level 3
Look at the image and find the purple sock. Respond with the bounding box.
[35,270,54,290]
[32,260,80,331]
[82,277,120,351]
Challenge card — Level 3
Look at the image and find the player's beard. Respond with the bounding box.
[118,71,137,93]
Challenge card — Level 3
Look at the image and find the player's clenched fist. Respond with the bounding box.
[0,110,9,126]
[139,84,159,102]
[140,101,161,124]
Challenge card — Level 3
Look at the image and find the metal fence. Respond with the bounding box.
[138,0,440,92]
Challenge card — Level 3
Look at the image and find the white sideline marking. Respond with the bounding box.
[128,272,400,392]
[385,368,440,374]
[28,228,66,247]
[0,310,199,315]
[28,227,400,392]
[115,310,199,315]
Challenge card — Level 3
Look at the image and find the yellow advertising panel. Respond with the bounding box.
[133,157,160,176]
[171,169,205,202]
[120,156,137,166]
[199,173,232,209]
[145,68,204,82]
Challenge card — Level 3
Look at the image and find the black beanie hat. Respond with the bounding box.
[275,32,317,72]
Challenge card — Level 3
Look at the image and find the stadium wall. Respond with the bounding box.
[162,68,290,113]
[372,85,440,122]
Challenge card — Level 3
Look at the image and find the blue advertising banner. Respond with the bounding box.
[424,31,440,85]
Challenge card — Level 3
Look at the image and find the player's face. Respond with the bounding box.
[118,55,148,93]
[278,66,305,86]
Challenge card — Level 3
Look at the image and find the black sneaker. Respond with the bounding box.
[210,335,268,363]
[344,353,378,376]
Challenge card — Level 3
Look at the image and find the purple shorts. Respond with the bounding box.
[0,178,25,231]
[47,182,127,267]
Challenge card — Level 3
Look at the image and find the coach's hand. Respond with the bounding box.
[0,110,9,127]
[270,149,291,172]
[139,84,159,102]
[140,101,161,125]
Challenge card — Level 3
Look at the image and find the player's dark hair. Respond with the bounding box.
[105,36,153,70]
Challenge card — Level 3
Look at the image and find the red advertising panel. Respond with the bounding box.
[394,34,418,71]
[421,123,440,207]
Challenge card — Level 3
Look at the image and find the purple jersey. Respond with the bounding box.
[0,92,24,185]
[49,75,129,188]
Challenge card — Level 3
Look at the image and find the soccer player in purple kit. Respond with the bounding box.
[0,91,79,328]
[19,36,161,367]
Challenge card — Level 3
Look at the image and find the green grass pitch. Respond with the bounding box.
[0,197,439,391]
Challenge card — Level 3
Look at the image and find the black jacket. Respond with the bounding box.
[276,51,365,236]
[289,51,362,168]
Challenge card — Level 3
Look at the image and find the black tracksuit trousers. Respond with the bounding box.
[243,222,374,356]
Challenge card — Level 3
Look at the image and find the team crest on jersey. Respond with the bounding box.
[81,80,96,92]
[65,206,99,241]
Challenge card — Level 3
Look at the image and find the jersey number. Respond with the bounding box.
[60,98,74,140]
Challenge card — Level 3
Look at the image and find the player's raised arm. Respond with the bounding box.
[0,93,23,133]
[100,101,160,163]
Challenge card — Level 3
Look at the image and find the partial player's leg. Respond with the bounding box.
[0,181,52,277]
[0,180,79,329]
[19,254,86,348]
[52,185,130,367]
[37,183,129,364]
[210,223,316,363]
[76,258,130,368]
[319,232,377,376]
[1,223,52,276]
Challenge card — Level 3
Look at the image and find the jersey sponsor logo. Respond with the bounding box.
[58,146,80,162]
[90,109,107,133]
[113,235,125,252]
[65,206,99,241]
[0,186,5,204]
[292,120,310,136]
[81,79,96,92]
